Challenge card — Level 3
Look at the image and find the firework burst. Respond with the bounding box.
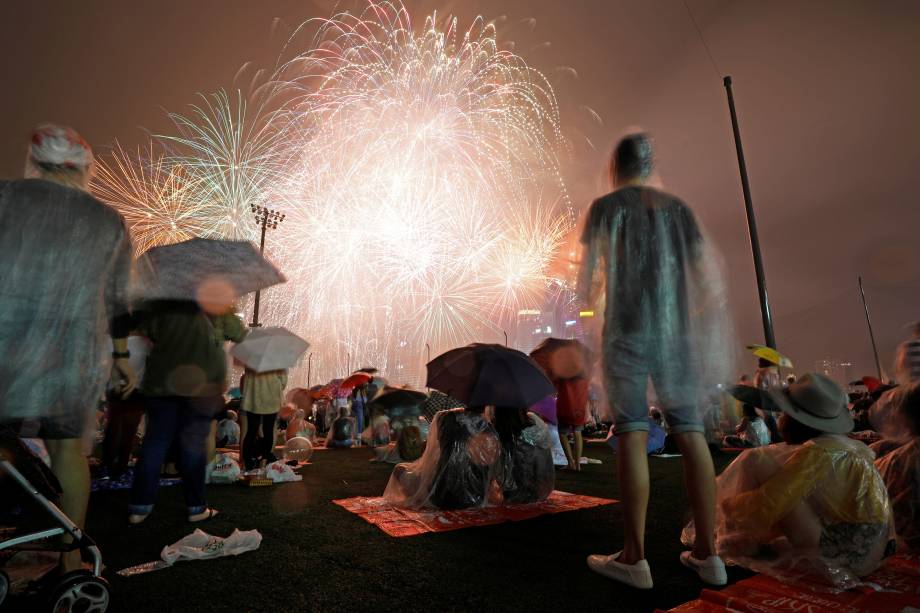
[97,1,573,386]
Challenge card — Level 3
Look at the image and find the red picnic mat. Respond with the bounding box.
[332,490,617,537]
[660,553,920,613]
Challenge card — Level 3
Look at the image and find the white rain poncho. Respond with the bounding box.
[579,186,735,422]
[684,436,895,591]
[0,179,132,433]
[383,408,501,510]
[497,413,554,504]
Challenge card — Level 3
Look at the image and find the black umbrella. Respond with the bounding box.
[368,387,427,418]
[426,343,554,409]
[420,390,466,420]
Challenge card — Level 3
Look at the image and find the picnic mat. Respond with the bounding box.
[661,554,920,613]
[333,490,617,537]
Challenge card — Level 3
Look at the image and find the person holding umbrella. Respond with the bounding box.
[0,125,136,572]
[128,239,284,523]
[579,134,735,588]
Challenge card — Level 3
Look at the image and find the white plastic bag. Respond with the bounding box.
[206,452,241,484]
[265,460,302,483]
[161,529,262,565]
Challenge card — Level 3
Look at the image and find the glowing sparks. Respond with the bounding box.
[95,1,573,386]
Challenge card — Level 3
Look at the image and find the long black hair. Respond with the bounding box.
[493,406,530,447]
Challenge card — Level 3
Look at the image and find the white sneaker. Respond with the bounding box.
[680,551,727,586]
[587,552,653,589]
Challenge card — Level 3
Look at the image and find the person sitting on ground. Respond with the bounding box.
[530,395,569,467]
[326,407,355,448]
[383,406,500,510]
[701,373,894,587]
[873,381,920,553]
[493,407,554,504]
[722,404,770,449]
[286,408,317,443]
[216,409,240,447]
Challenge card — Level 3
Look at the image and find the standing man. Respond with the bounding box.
[579,133,732,588]
[895,322,920,384]
[0,125,135,572]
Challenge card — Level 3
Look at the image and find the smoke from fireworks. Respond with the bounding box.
[96,1,573,386]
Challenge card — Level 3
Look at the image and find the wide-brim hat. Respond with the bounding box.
[765,372,853,434]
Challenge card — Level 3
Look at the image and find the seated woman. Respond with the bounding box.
[873,381,920,553]
[530,395,569,467]
[286,408,317,443]
[383,407,500,510]
[697,373,894,588]
[494,407,554,504]
[722,404,770,448]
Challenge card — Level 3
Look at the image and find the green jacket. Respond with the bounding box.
[139,301,247,398]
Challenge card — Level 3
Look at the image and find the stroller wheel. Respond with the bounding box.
[0,570,8,606]
[47,570,110,613]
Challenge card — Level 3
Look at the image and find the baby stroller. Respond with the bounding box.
[0,427,110,611]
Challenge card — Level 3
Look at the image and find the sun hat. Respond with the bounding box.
[766,372,853,434]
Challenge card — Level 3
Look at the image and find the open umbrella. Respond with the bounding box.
[529,338,592,380]
[427,343,555,409]
[309,385,332,401]
[134,238,285,302]
[230,327,309,373]
[339,372,373,392]
[746,344,794,369]
[368,387,427,418]
[420,390,465,420]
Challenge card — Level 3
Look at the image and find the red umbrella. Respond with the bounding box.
[339,372,373,392]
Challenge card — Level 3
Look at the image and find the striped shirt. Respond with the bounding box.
[898,339,920,383]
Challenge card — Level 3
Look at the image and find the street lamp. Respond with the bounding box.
[307,352,314,387]
[250,204,285,328]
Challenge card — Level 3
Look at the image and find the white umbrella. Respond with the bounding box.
[231,327,309,373]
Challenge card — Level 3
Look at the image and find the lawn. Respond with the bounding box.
[83,442,747,612]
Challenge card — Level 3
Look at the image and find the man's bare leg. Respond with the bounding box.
[44,438,90,572]
[672,432,716,559]
[574,430,584,470]
[618,431,650,564]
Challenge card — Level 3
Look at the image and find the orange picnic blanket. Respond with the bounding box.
[333,490,617,537]
[663,554,920,613]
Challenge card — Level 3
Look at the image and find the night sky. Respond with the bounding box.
[3,0,919,381]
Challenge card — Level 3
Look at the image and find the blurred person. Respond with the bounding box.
[711,374,893,584]
[216,409,241,447]
[721,404,770,449]
[351,384,367,439]
[754,358,782,443]
[873,381,920,552]
[240,368,288,470]
[0,125,136,572]
[101,332,151,478]
[556,377,589,471]
[326,407,355,448]
[894,321,920,384]
[579,133,734,588]
[128,301,246,524]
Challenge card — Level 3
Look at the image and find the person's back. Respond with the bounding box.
[0,178,131,421]
[742,416,770,447]
[496,410,554,504]
[896,325,920,384]
[332,415,353,441]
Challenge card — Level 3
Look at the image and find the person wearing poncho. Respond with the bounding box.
[580,133,735,589]
[0,125,136,572]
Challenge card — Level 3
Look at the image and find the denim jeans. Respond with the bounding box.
[129,395,222,516]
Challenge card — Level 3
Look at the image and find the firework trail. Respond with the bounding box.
[97,1,573,387]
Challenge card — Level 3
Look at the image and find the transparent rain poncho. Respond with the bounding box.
[874,438,920,553]
[579,186,735,421]
[383,408,501,510]
[497,413,554,504]
[684,435,895,591]
[0,179,133,433]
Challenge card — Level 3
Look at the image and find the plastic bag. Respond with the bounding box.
[545,423,569,466]
[874,438,920,553]
[683,436,895,591]
[161,528,262,565]
[497,413,554,504]
[206,452,241,484]
[265,460,302,483]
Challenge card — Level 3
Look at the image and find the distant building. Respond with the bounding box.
[815,359,854,388]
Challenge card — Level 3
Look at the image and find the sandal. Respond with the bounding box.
[188,508,220,523]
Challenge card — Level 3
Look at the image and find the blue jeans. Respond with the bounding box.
[353,405,365,437]
[129,395,222,516]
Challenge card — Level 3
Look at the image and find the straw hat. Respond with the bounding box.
[766,372,853,434]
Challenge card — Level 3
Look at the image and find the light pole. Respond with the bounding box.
[307,352,313,387]
[250,204,285,328]
[503,330,508,347]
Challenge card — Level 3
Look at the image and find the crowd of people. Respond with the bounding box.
[0,125,917,605]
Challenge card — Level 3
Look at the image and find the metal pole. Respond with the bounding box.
[858,276,883,380]
[503,330,508,347]
[724,76,777,349]
[307,353,313,387]
[250,213,268,328]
